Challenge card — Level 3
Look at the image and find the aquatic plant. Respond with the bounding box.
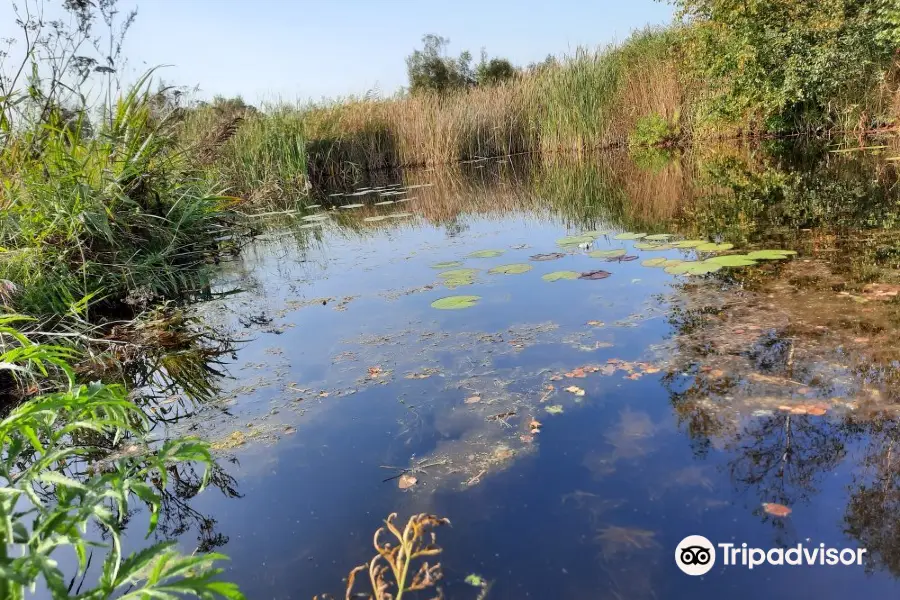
[431,295,481,309]
[0,319,242,599]
[542,271,580,281]
[338,513,451,600]
[488,264,533,275]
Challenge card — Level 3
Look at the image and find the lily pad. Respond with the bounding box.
[489,263,533,275]
[557,235,595,247]
[530,252,565,261]
[642,257,668,267]
[672,240,706,248]
[438,268,479,288]
[579,270,612,280]
[746,249,797,260]
[431,261,464,269]
[431,295,481,310]
[589,249,627,258]
[468,249,504,258]
[613,232,647,240]
[582,230,609,237]
[608,255,639,262]
[662,259,684,267]
[644,234,674,241]
[665,262,723,275]
[542,271,580,282]
[363,216,388,222]
[340,203,365,209]
[634,242,675,251]
[705,254,758,267]
[696,242,734,252]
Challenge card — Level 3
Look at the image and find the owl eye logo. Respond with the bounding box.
[680,545,712,565]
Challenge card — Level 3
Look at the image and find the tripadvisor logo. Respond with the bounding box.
[675,535,868,575]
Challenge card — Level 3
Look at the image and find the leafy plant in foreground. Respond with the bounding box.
[0,319,243,599]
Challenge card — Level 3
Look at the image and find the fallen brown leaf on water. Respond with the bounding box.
[529,418,542,432]
[626,373,642,380]
[587,320,605,327]
[549,374,563,381]
[762,502,792,517]
[637,362,660,374]
[707,369,725,379]
[367,366,384,378]
[398,474,418,489]
[465,395,481,404]
[566,367,587,378]
[565,385,586,396]
[318,391,330,398]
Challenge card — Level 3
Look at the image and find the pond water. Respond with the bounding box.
[131,143,900,599]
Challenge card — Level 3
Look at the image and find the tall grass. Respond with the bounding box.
[0,75,236,319]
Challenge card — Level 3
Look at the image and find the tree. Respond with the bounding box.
[475,50,517,86]
[405,34,474,93]
[671,0,900,126]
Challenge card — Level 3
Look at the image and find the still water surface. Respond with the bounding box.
[136,145,900,599]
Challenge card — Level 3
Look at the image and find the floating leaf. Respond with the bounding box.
[398,474,418,489]
[465,396,481,404]
[762,502,792,517]
[634,242,674,250]
[642,258,668,267]
[672,240,705,248]
[557,234,595,247]
[340,203,365,209]
[438,268,478,288]
[667,262,724,275]
[586,320,605,327]
[431,295,481,309]
[705,255,758,267]
[364,216,388,222]
[662,259,684,267]
[696,242,734,252]
[468,249,504,258]
[644,234,674,241]
[545,404,565,414]
[465,574,486,587]
[582,230,609,237]
[542,270,580,282]
[589,249,626,258]
[608,255,639,262]
[746,249,797,260]
[564,385,585,396]
[489,263,533,275]
[613,232,647,240]
[579,270,612,280]
[431,261,463,269]
[530,252,565,261]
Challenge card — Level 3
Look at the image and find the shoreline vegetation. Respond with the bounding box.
[0,0,898,597]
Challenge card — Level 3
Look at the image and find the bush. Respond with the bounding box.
[629,113,680,147]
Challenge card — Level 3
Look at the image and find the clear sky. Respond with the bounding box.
[1,0,674,104]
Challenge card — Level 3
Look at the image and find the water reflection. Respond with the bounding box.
[111,139,900,598]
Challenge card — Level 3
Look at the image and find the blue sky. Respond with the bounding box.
[1,0,674,103]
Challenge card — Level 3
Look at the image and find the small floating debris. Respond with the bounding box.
[530,252,565,261]
[762,502,792,517]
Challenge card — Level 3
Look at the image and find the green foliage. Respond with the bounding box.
[475,52,517,86]
[629,113,680,147]
[672,0,900,128]
[0,319,243,599]
[406,35,475,93]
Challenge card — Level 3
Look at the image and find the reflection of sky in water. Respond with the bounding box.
[119,155,900,599]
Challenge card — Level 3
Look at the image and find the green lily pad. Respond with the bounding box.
[588,249,627,258]
[542,270,580,282]
[613,232,648,240]
[582,230,609,237]
[431,295,481,309]
[665,261,723,275]
[488,263,533,275]
[431,261,463,269]
[705,255,758,267]
[556,235,595,247]
[468,249,504,258]
[663,259,684,267]
[672,240,706,248]
[746,249,797,260]
[340,203,365,209]
[642,257,668,267]
[644,234,674,241]
[465,574,486,587]
[438,268,479,288]
[696,242,734,252]
[363,216,388,222]
[634,242,675,251]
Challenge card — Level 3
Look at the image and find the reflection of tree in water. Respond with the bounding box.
[844,418,900,576]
